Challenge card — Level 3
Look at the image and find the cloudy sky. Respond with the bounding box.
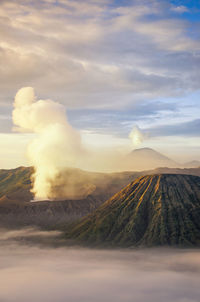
[0,0,200,167]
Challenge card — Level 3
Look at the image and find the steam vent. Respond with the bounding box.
[67,174,200,247]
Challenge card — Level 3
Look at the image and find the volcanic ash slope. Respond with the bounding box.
[67,174,200,247]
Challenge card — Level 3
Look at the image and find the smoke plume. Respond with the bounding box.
[129,126,145,147]
[12,87,85,200]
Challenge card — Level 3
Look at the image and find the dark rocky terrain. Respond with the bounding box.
[0,167,137,228]
[67,174,200,247]
[0,166,200,230]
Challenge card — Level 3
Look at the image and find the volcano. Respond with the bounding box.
[67,174,200,247]
[127,148,178,170]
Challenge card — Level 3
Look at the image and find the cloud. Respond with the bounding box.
[0,0,199,164]
[171,5,189,13]
[147,119,200,137]
[0,228,200,302]
[0,0,199,110]
[66,99,178,138]
[0,227,61,242]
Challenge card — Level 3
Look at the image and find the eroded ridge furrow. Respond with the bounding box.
[67,174,200,247]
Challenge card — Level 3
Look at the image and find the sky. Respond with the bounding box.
[0,0,200,168]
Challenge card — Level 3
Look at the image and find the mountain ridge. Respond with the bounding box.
[67,174,200,247]
[0,166,200,230]
[184,160,200,168]
[127,147,179,170]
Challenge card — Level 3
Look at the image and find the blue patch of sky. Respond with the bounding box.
[111,0,200,21]
[170,0,200,9]
[170,0,200,21]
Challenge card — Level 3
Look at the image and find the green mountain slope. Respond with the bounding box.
[0,167,33,201]
[67,174,200,247]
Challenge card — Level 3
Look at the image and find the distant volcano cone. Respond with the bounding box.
[67,174,200,247]
[126,147,178,170]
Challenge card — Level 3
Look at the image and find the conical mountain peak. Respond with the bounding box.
[67,174,200,247]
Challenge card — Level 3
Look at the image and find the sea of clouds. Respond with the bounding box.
[0,228,200,302]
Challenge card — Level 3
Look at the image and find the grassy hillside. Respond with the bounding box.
[0,167,33,201]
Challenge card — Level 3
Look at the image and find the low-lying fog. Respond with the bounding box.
[0,228,200,302]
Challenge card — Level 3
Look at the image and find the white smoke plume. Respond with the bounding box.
[129,126,145,147]
[12,87,83,200]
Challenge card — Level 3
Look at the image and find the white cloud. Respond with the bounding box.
[0,234,200,302]
[0,0,199,109]
[0,0,199,163]
[171,5,189,13]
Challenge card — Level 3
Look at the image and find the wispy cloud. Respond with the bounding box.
[0,0,199,108]
[147,118,200,137]
[0,0,199,164]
